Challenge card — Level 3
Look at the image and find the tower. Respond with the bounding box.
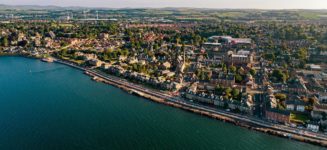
[71,12,74,20]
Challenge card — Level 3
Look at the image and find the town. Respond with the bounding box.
[1,7,327,145]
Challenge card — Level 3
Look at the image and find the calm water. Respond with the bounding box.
[0,56,324,150]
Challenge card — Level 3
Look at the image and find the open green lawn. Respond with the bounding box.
[290,113,310,124]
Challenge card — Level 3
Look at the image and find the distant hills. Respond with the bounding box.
[0,4,326,21]
[0,4,326,11]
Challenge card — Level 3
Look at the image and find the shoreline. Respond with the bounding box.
[85,70,327,147]
[2,55,326,147]
[53,58,327,147]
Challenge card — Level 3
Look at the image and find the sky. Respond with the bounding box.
[0,0,326,9]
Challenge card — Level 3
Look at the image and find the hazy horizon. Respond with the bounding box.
[0,0,326,9]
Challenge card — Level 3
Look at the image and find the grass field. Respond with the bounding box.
[290,113,310,124]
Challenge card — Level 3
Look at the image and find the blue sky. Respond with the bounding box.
[0,0,326,9]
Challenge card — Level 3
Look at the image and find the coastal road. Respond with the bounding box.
[88,69,327,142]
[54,60,327,143]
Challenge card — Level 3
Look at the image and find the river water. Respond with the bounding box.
[0,56,324,150]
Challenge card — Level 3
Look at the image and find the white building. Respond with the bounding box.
[307,124,319,132]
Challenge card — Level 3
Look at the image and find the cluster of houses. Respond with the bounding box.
[2,21,327,133]
[106,65,183,91]
[183,82,254,115]
[175,35,259,115]
[263,63,327,132]
[0,29,123,55]
[188,35,327,132]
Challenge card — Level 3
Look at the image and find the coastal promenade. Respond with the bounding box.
[54,59,327,147]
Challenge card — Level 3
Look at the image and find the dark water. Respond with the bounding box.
[0,56,324,150]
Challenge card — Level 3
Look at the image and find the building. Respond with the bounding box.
[214,73,235,87]
[311,103,327,120]
[288,77,308,94]
[101,63,111,70]
[203,42,222,51]
[307,123,320,132]
[49,31,56,39]
[318,93,327,103]
[208,36,251,45]
[285,99,307,112]
[230,38,252,45]
[227,99,254,115]
[265,109,290,124]
[88,59,102,67]
[308,64,322,71]
[224,50,253,65]
[185,92,216,105]
[161,62,171,70]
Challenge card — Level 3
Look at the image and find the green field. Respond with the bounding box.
[290,113,310,124]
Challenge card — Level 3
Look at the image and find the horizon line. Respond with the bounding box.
[0,4,326,10]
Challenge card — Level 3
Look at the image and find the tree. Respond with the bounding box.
[235,74,243,83]
[224,87,232,98]
[215,85,224,95]
[271,69,287,83]
[308,97,318,105]
[61,48,68,56]
[238,67,245,75]
[264,53,275,61]
[200,71,206,81]
[232,88,240,99]
[222,65,227,73]
[229,65,237,73]
[249,68,256,76]
[274,93,287,101]
[297,48,308,61]
[0,36,9,47]
[322,112,327,120]
[18,40,28,47]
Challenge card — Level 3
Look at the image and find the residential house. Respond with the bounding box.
[161,62,171,70]
[213,73,235,87]
[287,77,308,94]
